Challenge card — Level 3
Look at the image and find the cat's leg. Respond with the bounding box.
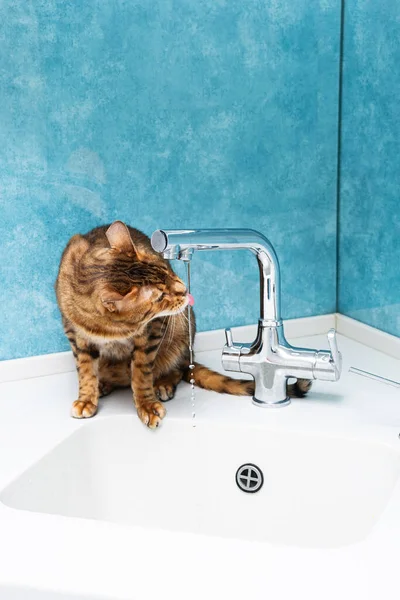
[154,369,183,401]
[70,337,100,418]
[131,333,166,429]
[62,323,99,415]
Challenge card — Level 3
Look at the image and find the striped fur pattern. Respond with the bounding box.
[56,221,311,429]
[184,366,312,398]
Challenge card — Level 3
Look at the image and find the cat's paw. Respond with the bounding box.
[137,401,166,429]
[155,382,177,402]
[71,400,98,418]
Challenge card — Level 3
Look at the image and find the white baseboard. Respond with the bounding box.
[336,313,400,360]
[1,313,398,384]
[0,351,76,385]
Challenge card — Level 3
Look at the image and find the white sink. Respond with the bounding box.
[2,415,400,549]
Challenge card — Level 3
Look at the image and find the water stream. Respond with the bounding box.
[185,261,196,427]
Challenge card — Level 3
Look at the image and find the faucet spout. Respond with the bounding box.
[151,228,281,323]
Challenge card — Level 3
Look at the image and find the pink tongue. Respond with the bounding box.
[187,293,195,306]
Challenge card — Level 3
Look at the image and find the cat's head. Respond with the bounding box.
[85,221,189,325]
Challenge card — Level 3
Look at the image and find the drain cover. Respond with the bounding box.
[235,464,264,493]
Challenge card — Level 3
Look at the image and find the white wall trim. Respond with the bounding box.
[336,313,400,360]
[0,351,76,385]
[1,313,398,384]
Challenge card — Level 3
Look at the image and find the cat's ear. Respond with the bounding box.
[121,286,153,304]
[100,285,142,312]
[106,221,138,256]
[138,286,154,302]
[100,285,153,313]
[100,288,125,313]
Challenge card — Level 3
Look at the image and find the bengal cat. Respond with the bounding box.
[56,221,311,428]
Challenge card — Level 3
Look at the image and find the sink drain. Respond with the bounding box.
[235,464,264,493]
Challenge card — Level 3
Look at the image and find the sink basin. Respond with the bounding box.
[1,416,400,549]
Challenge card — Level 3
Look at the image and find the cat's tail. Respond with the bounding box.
[183,363,311,398]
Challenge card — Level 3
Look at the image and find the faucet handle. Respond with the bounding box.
[327,329,342,379]
[222,328,242,372]
[225,328,234,347]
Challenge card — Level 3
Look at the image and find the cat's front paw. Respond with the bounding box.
[137,401,166,429]
[71,400,98,418]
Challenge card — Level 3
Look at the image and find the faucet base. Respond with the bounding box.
[252,396,291,408]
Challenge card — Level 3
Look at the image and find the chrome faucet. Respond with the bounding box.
[151,228,342,407]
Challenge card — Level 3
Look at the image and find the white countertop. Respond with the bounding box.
[1,331,400,600]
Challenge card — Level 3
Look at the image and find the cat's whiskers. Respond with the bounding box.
[178,310,189,323]
[177,312,190,337]
[167,316,176,349]
[152,316,170,361]
[177,311,191,344]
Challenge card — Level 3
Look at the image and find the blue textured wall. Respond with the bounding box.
[338,0,400,337]
[0,1,340,360]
